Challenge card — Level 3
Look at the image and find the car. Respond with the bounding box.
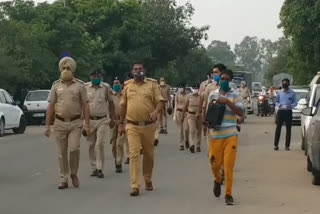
[301,72,320,152]
[23,90,50,124]
[246,95,254,114]
[0,111,4,137]
[0,88,26,136]
[302,104,320,185]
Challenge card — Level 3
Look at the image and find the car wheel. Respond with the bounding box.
[0,118,4,137]
[301,135,305,150]
[13,116,26,134]
[307,156,312,172]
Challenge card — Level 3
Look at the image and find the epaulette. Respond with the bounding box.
[85,82,91,86]
[146,78,157,82]
[52,79,60,85]
[124,79,134,86]
[75,78,85,84]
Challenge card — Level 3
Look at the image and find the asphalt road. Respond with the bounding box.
[0,115,319,214]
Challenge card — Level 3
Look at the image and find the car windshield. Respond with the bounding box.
[253,84,261,91]
[296,91,308,101]
[26,91,49,101]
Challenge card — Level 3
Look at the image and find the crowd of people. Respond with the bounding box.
[44,55,296,206]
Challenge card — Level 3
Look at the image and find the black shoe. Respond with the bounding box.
[196,147,201,152]
[185,141,190,149]
[225,195,234,205]
[115,165,122,173]
[163,130,168,134]
[159,129,165,134]
[90,169,98,177]
[179,145,184,151]
[154,139,159,146]
[274,146,279,151]
[125,158,129,164]
[97,170,104,178]
[190,145,195,153]
[213,181,222,197]
[285,147,290,151]
[140,148,143,155]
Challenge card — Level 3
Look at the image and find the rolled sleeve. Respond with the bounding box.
[120,87,128,107]
[80,84,89,104]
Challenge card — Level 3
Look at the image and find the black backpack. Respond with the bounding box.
[205,99,226,130]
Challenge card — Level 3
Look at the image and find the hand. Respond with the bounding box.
[109,119,115,129]
[217,97,230,104]
[84,125,90,136]
[44,126,50,138]
[149,111,158,122]
[118,123,125,136]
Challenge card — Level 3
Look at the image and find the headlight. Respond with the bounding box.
[258,96,263,99]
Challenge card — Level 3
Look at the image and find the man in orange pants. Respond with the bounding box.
[207,69,243,205]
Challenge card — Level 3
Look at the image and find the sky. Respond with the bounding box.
[6,0,285,48]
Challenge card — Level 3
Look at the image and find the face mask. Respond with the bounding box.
[113,84,121,92]
[134,71,145,81]
[160,81,165,86]
[282,83,289,88]
[60,70,73,82]
[92,78,101,85]
[213,75,220,82]
[178,88,184,93]
[193,89,199,94]
[220,81,231,92]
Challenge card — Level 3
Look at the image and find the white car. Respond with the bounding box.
[23,90,50,124]
[0,89,26,136]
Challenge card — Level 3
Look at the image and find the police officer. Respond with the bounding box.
[173,82,189,150]
[183,83,202,153]
[159,77,171,134]
[45,56,90,189]
[85,69,115,178]
[110,77,129,173]
[119,61,165,196]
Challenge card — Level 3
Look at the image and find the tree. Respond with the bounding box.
[206,40,235,67]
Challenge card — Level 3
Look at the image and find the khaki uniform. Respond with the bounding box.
[186,93,201,148]
[111,92,129,165]
[85,82,113,171]
[48,78,88,183]
[174,92,189,146]
[159,84,171,130]
[240,86,250,116]
[121,78,164,189]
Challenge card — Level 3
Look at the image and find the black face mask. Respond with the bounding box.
[134,71,145,81]
[282,83,289,88]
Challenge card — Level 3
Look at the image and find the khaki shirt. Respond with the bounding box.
[200,79,212,95]
[240,86,250,99]
[160,84,171,102]
[113,92,123,119]
[85,82,113,117]
[175,92,188,110]
[48,78,88,118]
[121,78,164,122]
[203,82,219,106]
[186,93,201,118]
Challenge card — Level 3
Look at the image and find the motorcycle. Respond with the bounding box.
[257,95,268,117]
[268,97,275,115]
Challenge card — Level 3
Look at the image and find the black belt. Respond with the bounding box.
[177,108,183,112]
[188,111,196,115]
[90,116,106,120]
[127,120,154,126]
[55,114,81,122]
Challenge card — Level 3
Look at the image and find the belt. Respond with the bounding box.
[90,116,106,120]
[55,114,81,122]
[177,108,183,112]
[188,111,196,115]
[127,120,154,126]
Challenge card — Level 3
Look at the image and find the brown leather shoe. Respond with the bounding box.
[70,175,80,188]
[145,182,153,191]
[58,182,68,190]
[130,188,140,196]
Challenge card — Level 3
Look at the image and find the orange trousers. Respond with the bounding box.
[209,135,237,196]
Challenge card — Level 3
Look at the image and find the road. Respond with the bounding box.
[0,115,319,214]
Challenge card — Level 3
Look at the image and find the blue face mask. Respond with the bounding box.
[220,81,230,92]
[213,75,220,82]
[92,78,101,85]
[113,84,121,92]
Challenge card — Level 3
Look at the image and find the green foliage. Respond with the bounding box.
[206,40,235,67]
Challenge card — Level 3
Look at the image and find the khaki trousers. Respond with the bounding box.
[209,135,237,196]
[86,118,108,171]
[54,119,82,183]
[242,99,248,117]
[187,116,201,147]
[111,122,129,165]
[175,111,189,146]
[126,123,156,189]
[160,103,168,130]
[154,114,161,140]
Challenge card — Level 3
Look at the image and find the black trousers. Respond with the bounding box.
[274,110,292,148]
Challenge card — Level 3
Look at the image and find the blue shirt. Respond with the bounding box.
[275,89,297,110]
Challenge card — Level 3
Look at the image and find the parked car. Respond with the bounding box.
[0,88,26,136]
[0,111,4,137]
[23,90,50,124]
[301,72,320,152]
[302,105,320,185]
